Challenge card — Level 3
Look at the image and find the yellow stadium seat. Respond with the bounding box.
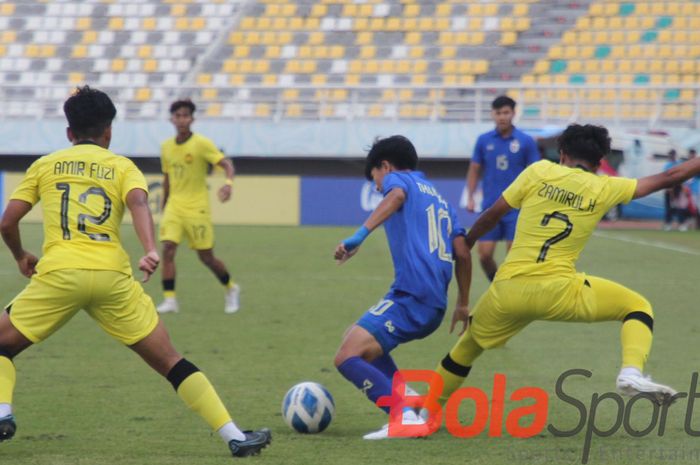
[240,17,255,29]
[233,46,249,58]
[311,4,327,16]
[255,104,271,118]
[405,32,421,45]
[561,31,576,45]
[603,2,618,15]
[201,88,218,101]
[308,32,324,45]
[229,75,245,86]
[265,46,280,58]
[272,18,288,30]
[111,59,126,72]
[549,46,563,59]
[262,74,277,85]
[343,4,358,16]
[440,46,456,59]
[592,17,606,30]
[471,33,485,46]
[576,16,592,29]
[589,2,604,16]
[311,74,327,85]
[197,73,212,85]
[360,46,376,59]
[356,32,373,45]
[533,59,549,74]
[68,72,84,85]
[409,47,424,58]
[404,4,420,16]
[469,18,484,30]
[298,46,312,58]
[521,74,535,85]
[512,4,529,16]
[0,3,16,15]
[436,4,451,16]
[346,75,359,85]
[82,31,97,44]
[205,104,221,117]
[109,17,125,30]
[330,46,344,59]
[500,32,517,46]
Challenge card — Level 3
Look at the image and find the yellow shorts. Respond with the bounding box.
[159,208,214,250]
[470,273,651,349]
[6,269,159,345]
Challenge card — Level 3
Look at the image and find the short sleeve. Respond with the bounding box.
[121,161,149,202]
[471,135,484,165]
[10,160,41,205]
[603,176,637,206]
[502,163,537,208]
[381,172,409,196]
[200,137,225,165]
[160,143,169,174]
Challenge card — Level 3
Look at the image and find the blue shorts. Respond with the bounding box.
[480,210,518,242]
[356,291,445,354]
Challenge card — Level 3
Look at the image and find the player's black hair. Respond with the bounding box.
[170,99,196,115]
[364,135,418,180]
[63,86,117,139]
[491,95,516,110]
[557,124,611,168]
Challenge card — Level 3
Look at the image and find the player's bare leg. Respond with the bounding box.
[197,249,240,314]
[0,310,34,442]
[130,320,270,456]
[157,241,179,313]
[477,241,498,281]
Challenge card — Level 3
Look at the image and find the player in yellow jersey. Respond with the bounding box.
[0,87,270,457]
[157,99,240,314]
[433,124,700,408]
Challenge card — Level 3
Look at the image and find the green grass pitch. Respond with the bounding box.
[1,224,699,465]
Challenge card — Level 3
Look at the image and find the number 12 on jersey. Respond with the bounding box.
[56,183,113,241]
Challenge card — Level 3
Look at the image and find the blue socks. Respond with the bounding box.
[337,356,392,413]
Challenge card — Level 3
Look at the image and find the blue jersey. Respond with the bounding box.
[472,127,540,209]
[381,171,465,309]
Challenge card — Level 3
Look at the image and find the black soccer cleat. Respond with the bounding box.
[228,428,272,458]
[0,415,16,442]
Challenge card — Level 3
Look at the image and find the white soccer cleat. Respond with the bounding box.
[363,409,427,440]
[225,284,241,314]
[616,373,678,404]
[156,297,179,314]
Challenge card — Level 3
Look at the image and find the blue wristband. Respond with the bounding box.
[342,226,370,251]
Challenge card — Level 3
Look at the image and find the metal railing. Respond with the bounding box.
[0,82,698,128]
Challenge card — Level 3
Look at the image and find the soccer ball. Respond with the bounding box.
[281,382,335,433]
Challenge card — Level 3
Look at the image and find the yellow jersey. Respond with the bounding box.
[10,143,148,275]
[161,133,224,217]
[497,160,637,280]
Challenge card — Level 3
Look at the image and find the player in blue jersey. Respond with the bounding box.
[333,135,471,440]
[466,96,540,280]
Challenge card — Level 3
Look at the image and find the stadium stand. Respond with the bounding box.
[0,0,697,126]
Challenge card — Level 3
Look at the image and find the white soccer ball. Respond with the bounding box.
[282,382,335,433]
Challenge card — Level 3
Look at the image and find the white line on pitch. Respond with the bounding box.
[593,231,700,256]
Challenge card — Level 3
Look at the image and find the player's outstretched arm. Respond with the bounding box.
[0,199,38,277]
[465,196,512,248]
[217,158,235,202]
[634,157,700,199]
[450,235,472,335]
[334,188,406,263]
[126,188,160,282]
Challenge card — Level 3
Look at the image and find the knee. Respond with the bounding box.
[334,348,352,368]
[162,243,177,260]
[623,300,654,332]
